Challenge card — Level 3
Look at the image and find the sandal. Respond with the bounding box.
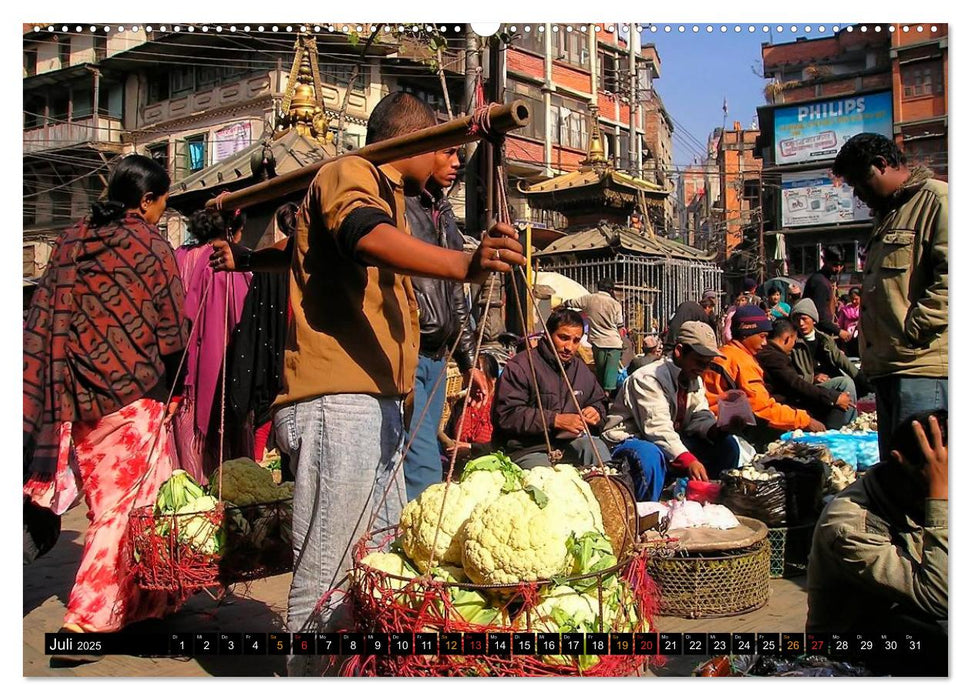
[48,627,104,668]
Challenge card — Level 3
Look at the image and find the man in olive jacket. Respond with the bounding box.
[833,134,948,459]
[807,410,947,674]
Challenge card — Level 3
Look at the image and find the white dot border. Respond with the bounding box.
[26,23,927,36]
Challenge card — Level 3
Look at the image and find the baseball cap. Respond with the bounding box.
[677,321,724,358]
[701,290,719,302]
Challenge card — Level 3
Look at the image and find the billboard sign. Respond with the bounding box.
[781,170,872,228]
[774,91,893,165]
[214,121,253,162]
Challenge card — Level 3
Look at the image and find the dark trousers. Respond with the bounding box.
[872,375,948,460]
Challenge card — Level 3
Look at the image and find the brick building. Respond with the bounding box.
[502,24,672,234]
[891,24,947,178]
[756,26,894,283]
[715,122,761,264]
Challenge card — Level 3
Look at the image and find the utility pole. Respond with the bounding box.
[627,23,638,174]
[464,26,481,234]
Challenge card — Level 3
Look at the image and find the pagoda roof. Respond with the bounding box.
[534,223,716,262]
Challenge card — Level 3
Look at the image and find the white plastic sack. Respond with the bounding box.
[636,501,670,519]
[717,390,757,429]
[667,500,706,530]
[736,436,758,468]
[701,503,741,530]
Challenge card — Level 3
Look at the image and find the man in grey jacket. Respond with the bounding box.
[833,134,948,459]
[807,410,947,673]
[604,321,741,486]
[565,279,625,394]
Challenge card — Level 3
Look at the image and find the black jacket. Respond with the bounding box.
[492,340,608,455]
[757,342,840,412]
[405,190,475,372]
[803,268,841,336]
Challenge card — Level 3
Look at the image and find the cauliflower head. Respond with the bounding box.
[461,490,575,585]
[400,478,504,573]
[523,464,606,537]
[357,552,421,604]
[516,584,602,670]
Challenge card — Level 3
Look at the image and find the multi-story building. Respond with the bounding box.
[502,24,671,234]
[891,24,947,178]
[756,25,894,283]
[675,128,721,252]
[715,122,761,265]
[24,24,469,269]
[642,90,675,233]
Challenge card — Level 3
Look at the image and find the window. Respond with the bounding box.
[902,61,944,98]
[788,243,818,276]
[599,52,619,93]
[147,72,170,103]
[72,86,93,120]
[24,96,44,129]
[516,27,546,55]
[553,27,584,66]
[185,134,207,173]
[149,143,169,172]
[509,83,544,141]
[49,93,68,123]
[170,66,195,96]
[93,35,107,62]
[324,62,359,89]
[24,48,37,77]
[99,82,123,119]
[196,66,220,89]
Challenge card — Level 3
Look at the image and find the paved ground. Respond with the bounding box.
[24,505,809,677]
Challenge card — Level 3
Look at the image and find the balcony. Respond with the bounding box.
[23,115,124,154]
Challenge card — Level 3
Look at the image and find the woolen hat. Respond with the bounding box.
[677,321,724,358]
[732,305,773,338]
[790,298,820,323]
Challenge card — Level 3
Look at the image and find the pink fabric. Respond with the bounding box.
[174,244,252,457]
[23,399,185,632]
[837,303,860,335]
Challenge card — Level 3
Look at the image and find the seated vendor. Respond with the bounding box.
[757,318,856,430]
[703,306,825,449]
[603,321,742,501]
[492,307,612,469]
[788,298,865,428]
[807,410,947,673]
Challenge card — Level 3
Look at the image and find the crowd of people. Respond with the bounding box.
[23,96,947,675]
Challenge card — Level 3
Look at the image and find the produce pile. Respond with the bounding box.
[130,460,295,590]
[346,453,658,676]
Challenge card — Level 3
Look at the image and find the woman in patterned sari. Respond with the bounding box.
[23,155,189,647]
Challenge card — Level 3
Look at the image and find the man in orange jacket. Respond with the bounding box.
[704,306,825,447]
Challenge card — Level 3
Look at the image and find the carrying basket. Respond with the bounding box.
[127,497,293,592]
[342,527,660,677]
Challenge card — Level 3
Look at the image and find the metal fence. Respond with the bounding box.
[536,253,723,341]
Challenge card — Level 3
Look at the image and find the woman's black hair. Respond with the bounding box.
[849,286,862,297]
[189,208,247,244]
[275,202,299,237]
[90,154,171,227]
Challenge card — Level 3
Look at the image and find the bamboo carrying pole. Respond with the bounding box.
[204,101,531,212]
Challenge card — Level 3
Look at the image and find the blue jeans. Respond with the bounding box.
[274,394,407,676]
[817,376,858,430]
[873,375,948,460]
[404,355,448,501]
[611,439,667,501]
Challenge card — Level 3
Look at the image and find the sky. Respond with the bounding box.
[642,25,842,169]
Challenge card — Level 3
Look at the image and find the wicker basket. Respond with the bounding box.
[767,523,814,579]
[645,540,771,619]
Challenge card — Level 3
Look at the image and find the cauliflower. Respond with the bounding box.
[173,495,223,555]
[523,464,606,537]
[460,453,526,492]
[516,585,602,670]
[358,552,421,604]
[461,490,576,585]
[217,458,290,506]
[400,477,505,573]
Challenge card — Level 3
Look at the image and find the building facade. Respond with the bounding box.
[756,26,894,283]
[891,24,947,179]
[502,24,671,234]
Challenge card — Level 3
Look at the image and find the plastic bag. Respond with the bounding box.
[736,436,758,468]
[717,390,757,428]
[701,503,741,529]
[720,474,788,526]
[667,499,707,529]
[759,456,827,525]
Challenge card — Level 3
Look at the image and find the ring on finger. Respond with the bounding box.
[494,249,501,261]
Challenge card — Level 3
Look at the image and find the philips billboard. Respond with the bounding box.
[773,91,894,165]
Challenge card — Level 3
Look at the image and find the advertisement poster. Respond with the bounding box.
[774,91,893,165]
[781,170,872,228]
[214,121,253,162]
